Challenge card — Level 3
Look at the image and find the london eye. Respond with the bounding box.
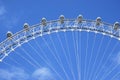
[0,15,120,80]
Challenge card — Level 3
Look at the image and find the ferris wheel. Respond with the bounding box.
[0,15,120,80]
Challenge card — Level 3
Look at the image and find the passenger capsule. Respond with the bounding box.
[6,31,13,38]
[77,15,83,23]
[96,17,102,26]
[59,15,65,24]
[24,23,29,29]
[113,22,120,30]
[41,18,47,26]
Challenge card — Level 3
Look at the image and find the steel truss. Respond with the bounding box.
[0,15,120,62]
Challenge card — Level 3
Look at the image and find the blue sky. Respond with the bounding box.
[0,0,120,80]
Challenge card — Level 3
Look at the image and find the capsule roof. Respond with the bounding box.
[96,17,102,22]
[24,23,29,26]
[77,15,83,19]
[59,15,65,19]
[7,31,12,34]
[114,22,120,25]
[42,18,46,21]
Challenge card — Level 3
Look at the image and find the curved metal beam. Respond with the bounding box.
[0,18,120,62]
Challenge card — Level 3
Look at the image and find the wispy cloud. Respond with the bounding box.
[32,67,54,80]
[0,67,54,80]
[0,67,29,80]
[0,5,20,30]
[0,6,6,16]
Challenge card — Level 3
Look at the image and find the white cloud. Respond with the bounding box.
[0,5,20,29]
[0,67,54,80]
[0,6,6,16]
[0,69,12,80]
[0,67,29,80]
[32,67,54,80]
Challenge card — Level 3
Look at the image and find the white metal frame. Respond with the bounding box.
[0,16,120,62]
